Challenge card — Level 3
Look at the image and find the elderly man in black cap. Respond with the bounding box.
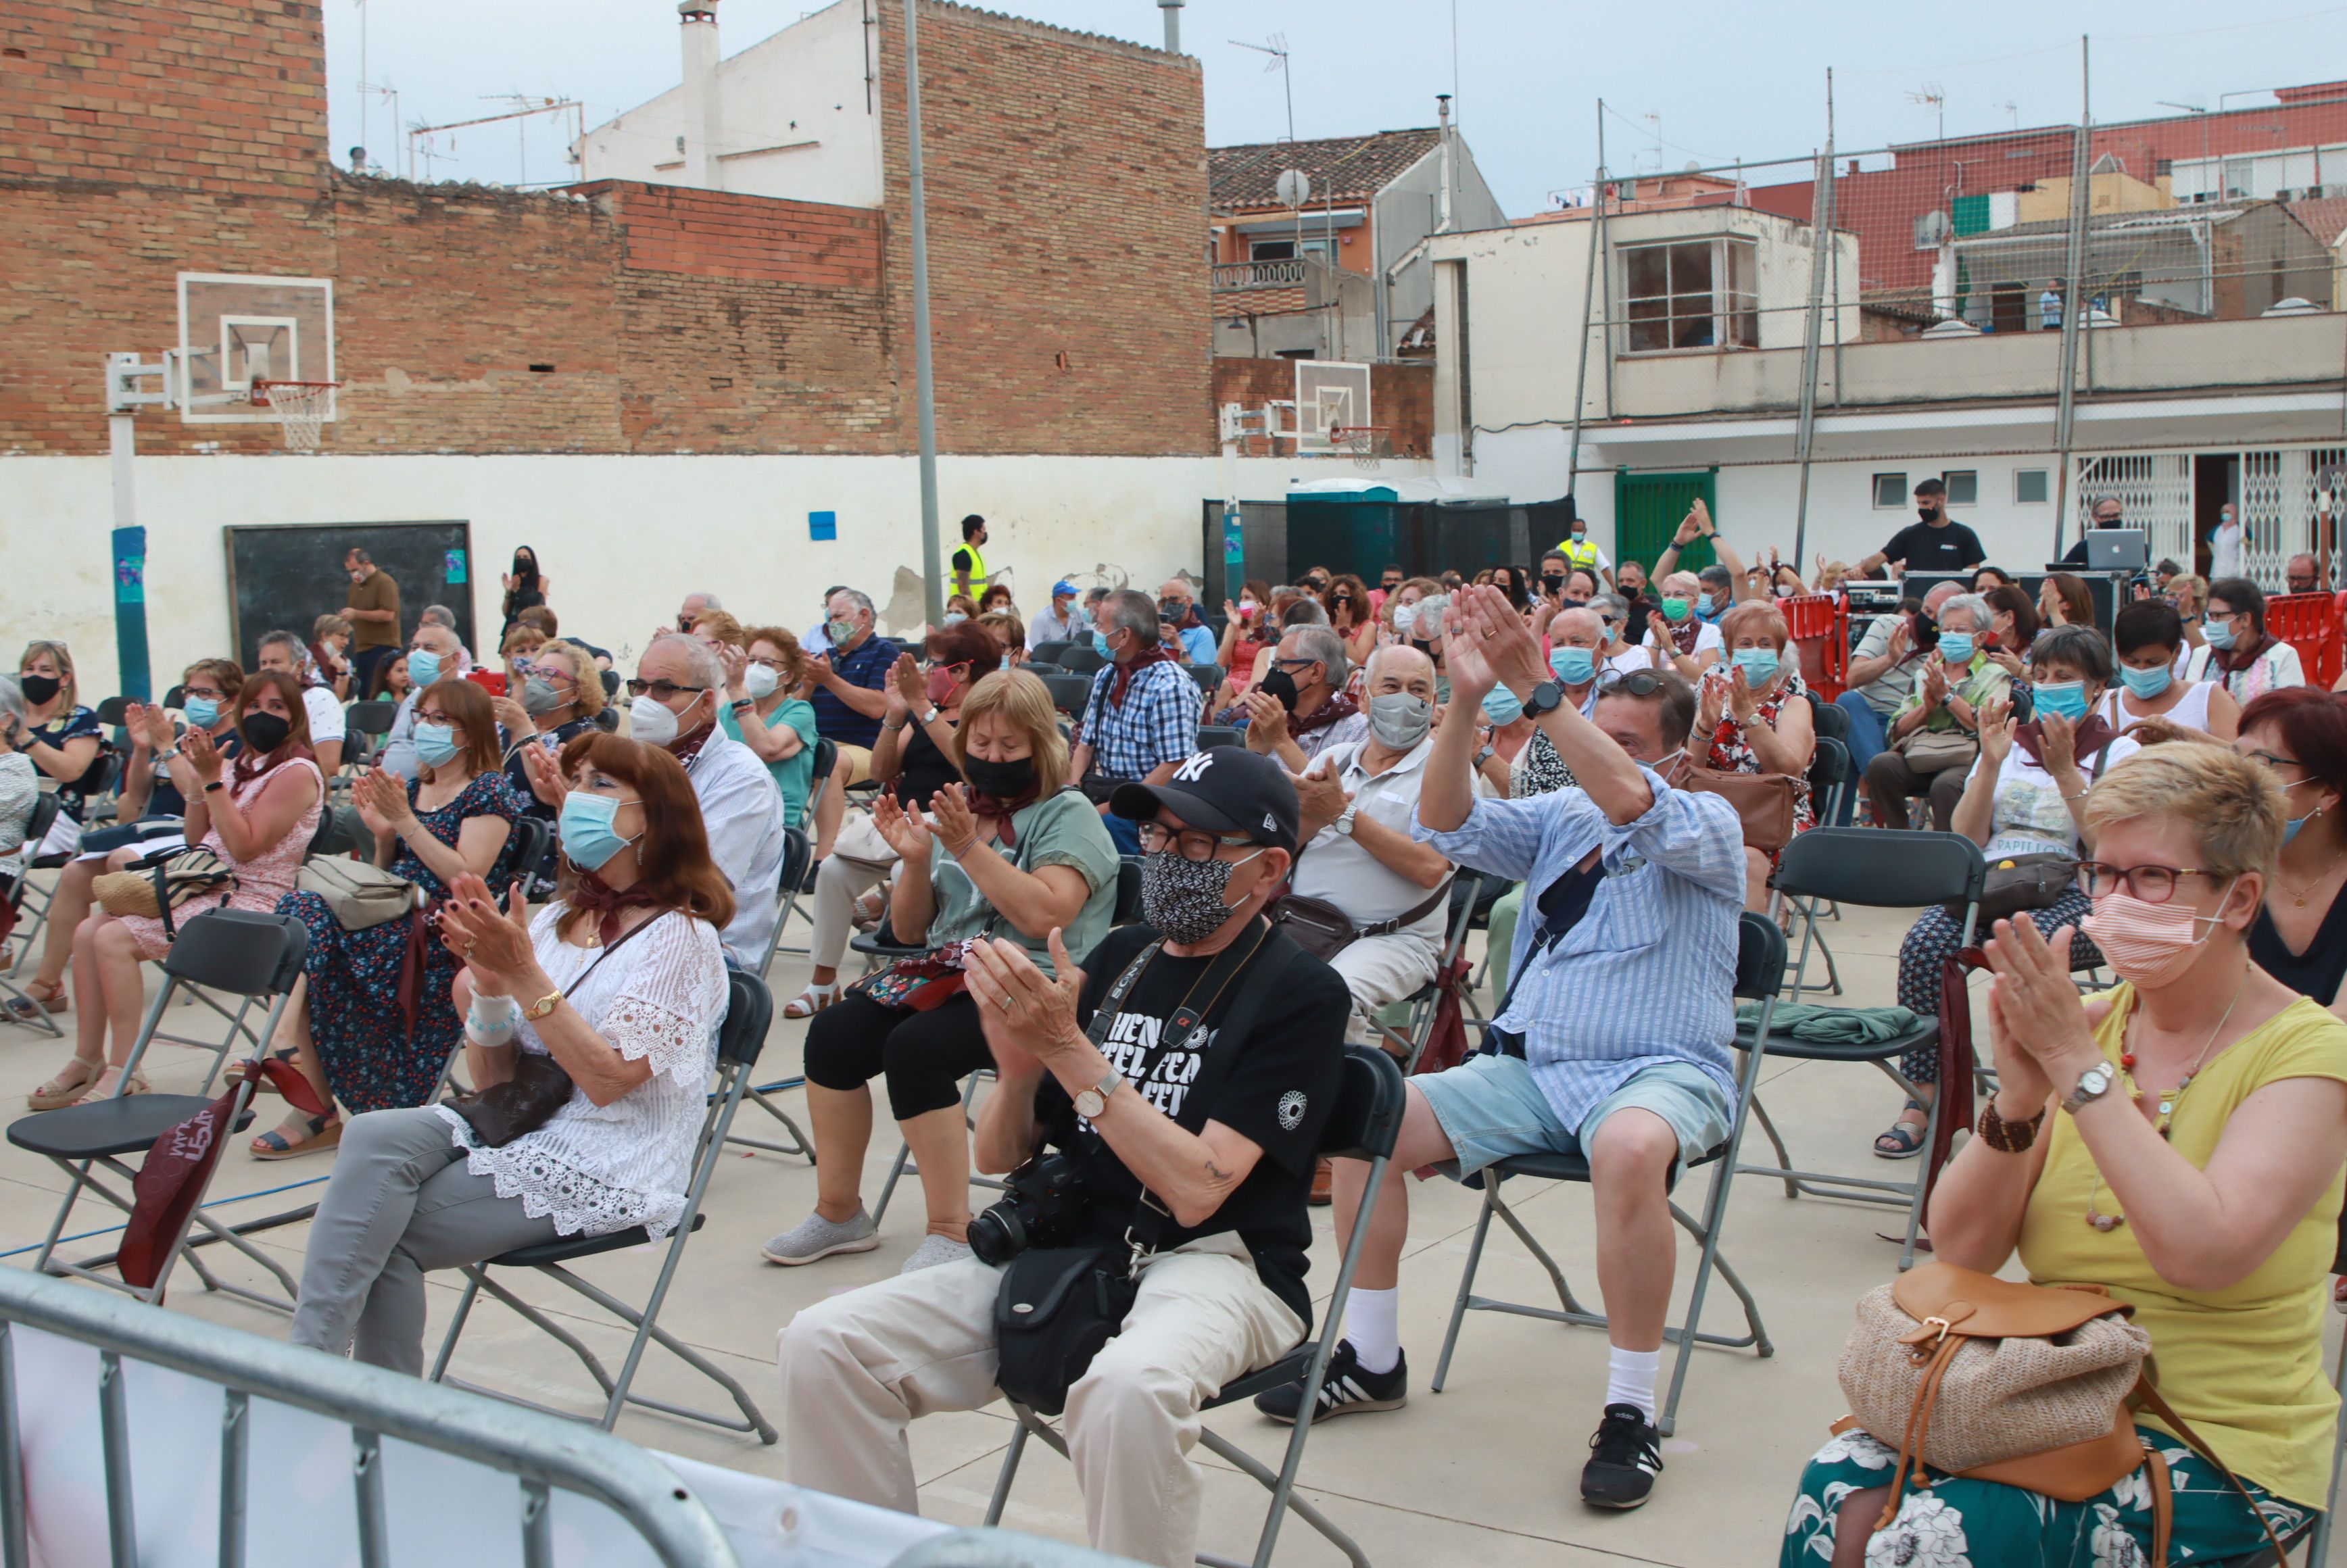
[777,747,1351,1568]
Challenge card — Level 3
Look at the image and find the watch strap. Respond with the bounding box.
[2061,1062,2112,1115]
[1523,681,1564,718]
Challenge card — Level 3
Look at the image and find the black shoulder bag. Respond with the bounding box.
[992,923,1307,1415]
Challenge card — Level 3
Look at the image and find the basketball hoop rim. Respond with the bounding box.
[249,378,343,406]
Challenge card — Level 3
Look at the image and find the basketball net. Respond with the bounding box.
[1330,425,1385,470]
[251,381,340,452]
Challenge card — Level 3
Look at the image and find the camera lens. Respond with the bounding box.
[967,1205,1023,1267]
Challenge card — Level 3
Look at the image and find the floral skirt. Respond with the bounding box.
[1782,1426,2310,1566]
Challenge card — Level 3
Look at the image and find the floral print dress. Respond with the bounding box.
[280,770,527,1113]
[1704,666,1815,860]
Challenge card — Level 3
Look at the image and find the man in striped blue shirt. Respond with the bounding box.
[1251,585,1745,1513]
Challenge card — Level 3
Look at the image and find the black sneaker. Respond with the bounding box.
[1252,1340,1407,1425]
[1581,1402,1663,1509]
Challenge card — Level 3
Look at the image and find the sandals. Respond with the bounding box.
[850,889,888,932]
[251,1110,343,1160]
[251,1046,304,1095]
[783,981,840,1021]
[27,1056,101,1111]
[1873,1098,1931,1160]
[4,978,68,1022]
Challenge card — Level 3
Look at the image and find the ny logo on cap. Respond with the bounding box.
[1172,752,1217,783]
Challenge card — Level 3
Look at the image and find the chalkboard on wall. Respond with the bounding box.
[224,521,475,672]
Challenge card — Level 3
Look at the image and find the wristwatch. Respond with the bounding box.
[919,705,941,725]
[1334,803,1359,837]
[1074,1069,1122,1120]
[522,989,563,1023]
[2061,1061,2116,1117]
[1522,681,1565,718]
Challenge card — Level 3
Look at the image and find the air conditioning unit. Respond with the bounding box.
[1913,210,1952,250]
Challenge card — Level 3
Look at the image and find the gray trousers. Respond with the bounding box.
[290,1106,558,1375]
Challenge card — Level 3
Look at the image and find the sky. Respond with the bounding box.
[326,0,2347,208]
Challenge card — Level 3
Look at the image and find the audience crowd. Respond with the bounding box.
[12,504,2347,1568]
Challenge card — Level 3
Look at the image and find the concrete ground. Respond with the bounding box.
[3,899,2336,1566]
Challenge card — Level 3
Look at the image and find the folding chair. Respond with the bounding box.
[429,969,781,1443]
[1779,736,1852,998]
[1056,645,1106,676]
[1359,872,1480,1069]
[4,910,309,1310]
[2,798,64,1031]
[1029,640,1074,667]
[6,795,67,978]
[768,739,836,958]
[1040,672,1095,717]
[1429,914,1786,1436]
[1196,725,1244,751]
[984,1045,1407,1568]
[429,817,556,1104]
[1187,663,1224,697]
[1744,827,1985,1271]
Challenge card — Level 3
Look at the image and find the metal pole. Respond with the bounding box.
[1791,73,1835,574]
[108,410,151,701]
[1597,106,1616,422]
[1564,102,1604,508]
[903,0,944,629]
[2051,36,2092,557]
[1157,0,1181,53]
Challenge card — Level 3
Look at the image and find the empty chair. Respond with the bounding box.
[1056,644,1106,677]
[1028,639,1074,667]
[1040,671,1095,717]
[1186,662,1223,697]
[1196,724,1244,751]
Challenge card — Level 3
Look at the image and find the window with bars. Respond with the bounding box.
[1622,238,1758,353]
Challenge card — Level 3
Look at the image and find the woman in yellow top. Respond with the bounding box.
[1784,742,2347,1567]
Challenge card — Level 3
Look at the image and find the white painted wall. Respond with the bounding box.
[577,0,882,208]
[0,450,1429,697]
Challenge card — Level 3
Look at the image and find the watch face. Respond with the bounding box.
[1075,1089,1105,1118]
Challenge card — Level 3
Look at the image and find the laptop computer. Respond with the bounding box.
[2083,529,2149,571]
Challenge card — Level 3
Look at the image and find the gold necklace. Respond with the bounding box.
[2083,969,2248,1232]
[2274,837,2346,910]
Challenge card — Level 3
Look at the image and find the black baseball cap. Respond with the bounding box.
[1110,746,1299,854]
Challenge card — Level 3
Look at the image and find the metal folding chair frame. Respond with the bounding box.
[429,973,779,1443]
[1358,873,1480,1071]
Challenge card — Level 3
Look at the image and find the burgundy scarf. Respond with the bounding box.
[969,783,1045,848]
[2208,632,2279,679]
[568,871,663,948]
[1290,691,1361,738]
[2012,713,2116,770]
[1107,641,1182,708]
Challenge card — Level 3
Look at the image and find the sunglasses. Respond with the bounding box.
[1595,670,1672,698]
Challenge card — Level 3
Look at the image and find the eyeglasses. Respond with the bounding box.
[746,654,792,672]
[624,679,708,700]
[2077,862,2222,903]
[1135,821,1259,862]
[1272,656,1320,671]
[1595,670,1671,697]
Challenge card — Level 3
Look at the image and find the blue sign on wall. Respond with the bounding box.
[809,510,838,541]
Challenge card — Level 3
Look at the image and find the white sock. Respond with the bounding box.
[1345,1288,1402,1375]
[1606,1346,1661,1423]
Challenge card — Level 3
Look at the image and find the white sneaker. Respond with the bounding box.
[899,1235,975,1274]
[760,1208,879,1265]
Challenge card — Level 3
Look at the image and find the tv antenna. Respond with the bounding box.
[1230,34,1295,143]
[1907,82,1946,142]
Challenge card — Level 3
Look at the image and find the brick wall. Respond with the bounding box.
[1,0,1211,459]
[1210,358,1434,457]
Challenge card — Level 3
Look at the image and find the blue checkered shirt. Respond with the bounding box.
[1413,770,1747,1129]
[1078,658,1199,781]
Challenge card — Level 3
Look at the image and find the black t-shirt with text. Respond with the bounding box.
[1035,923,1350,1329]
[1881,518,1987,574]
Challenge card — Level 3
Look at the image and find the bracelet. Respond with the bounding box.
[1976,1098,2046,1153]
[202,780,226,793]
[730,697,755,712]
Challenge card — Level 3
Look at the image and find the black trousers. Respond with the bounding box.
[802,990,994,1122]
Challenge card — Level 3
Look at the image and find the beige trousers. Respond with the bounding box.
[809,847,896,970]
[776,1235,1303,1567]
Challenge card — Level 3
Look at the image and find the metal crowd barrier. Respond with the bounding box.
[0,1266,1139,1568]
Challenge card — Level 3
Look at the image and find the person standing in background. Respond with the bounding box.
[949,514,990,601]
[499,546,549,639]
[2206,504,2245,583]
[340,548,400,700]
[2039,278,2064,331]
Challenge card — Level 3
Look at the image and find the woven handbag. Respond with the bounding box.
[91,847,238,937]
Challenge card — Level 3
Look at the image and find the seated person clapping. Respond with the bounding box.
[289,737,733,1375]
[1787,744,2347,1567]
[762,669,1120,1273]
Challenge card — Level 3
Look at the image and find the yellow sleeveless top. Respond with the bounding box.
[2017,985,2347,1506]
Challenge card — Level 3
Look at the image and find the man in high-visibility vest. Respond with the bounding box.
[1552,496,1614,589]
[948,514,990,600]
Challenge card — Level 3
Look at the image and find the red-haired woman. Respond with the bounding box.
[290,734,734,1375]
[2237,687,2347,1016]
[26,669,323,1108]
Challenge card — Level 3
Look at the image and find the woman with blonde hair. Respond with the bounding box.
[1785,743,2347,1567]
[5,641,103,856]
[721,623,819,829]
[310,615,354,700]
[760,668,1121,1272]
[495,638,606,893]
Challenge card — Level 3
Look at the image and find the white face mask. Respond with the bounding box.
[743,663,780,700]
[629,692,683,747]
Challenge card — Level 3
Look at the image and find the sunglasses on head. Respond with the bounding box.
[1595,670,1671,698]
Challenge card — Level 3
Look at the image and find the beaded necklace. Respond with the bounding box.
[2083,969,2247,1232]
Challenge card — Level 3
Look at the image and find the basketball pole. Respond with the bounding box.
[904,0,944,629]
[103,357,155,702]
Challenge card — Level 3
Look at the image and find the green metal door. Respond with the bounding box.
[1614,468,1717,576]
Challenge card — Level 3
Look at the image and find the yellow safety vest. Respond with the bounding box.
[947,539,988,594]
[1556,536,1601,572]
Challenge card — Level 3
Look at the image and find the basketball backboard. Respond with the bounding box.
[174,273,335,424]
[1293,360,1371,455]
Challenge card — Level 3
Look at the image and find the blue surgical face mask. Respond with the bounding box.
[1549,645,1597,686]
[1694,594,1716,617]
[1935,632,1975,666]
[2032,679,2089,720]
[1732,647,1781,683]
[2204,618,2237,651]
[1481,685,1524,725]
[183,696,221,729]
[406,650,443,689]
[413,722,462,768]
[2119,662,2173,700]
[558,790,642,873]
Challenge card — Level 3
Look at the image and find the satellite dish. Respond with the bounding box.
[1275,168,1311,208]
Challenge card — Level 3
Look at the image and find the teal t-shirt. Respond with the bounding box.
[762,698,819,828]
[921,787,1120,974]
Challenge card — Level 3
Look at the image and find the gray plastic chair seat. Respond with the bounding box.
[489,1212,704,1269]
[9,1095,255,1160]
[1737,1019,1940,1063]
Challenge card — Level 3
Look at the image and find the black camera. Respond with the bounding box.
[968,1152,1092,1266]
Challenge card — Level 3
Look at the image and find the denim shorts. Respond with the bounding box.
[1413,1054,1733,1181]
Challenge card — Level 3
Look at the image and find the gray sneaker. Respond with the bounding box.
[760,1208,879,1266]
[899,1235,975,1274]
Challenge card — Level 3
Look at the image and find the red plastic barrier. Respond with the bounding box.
[2265,592,2342,689]
[1784,593,1849,702]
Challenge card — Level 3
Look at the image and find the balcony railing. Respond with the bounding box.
[1213,260,1308,290]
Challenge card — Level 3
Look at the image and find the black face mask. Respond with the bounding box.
[241,712,293,755]
[19,674,60,706]
[962,754,1037,801]
[1543,572,1566,592]
[1259,668,1301,713]
[1919,504,1941,523]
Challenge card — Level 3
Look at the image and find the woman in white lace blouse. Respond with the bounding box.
[291,733,734,1374]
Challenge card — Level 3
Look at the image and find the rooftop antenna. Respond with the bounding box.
[1907,82,1946,142]
[1230,34,1294,143]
